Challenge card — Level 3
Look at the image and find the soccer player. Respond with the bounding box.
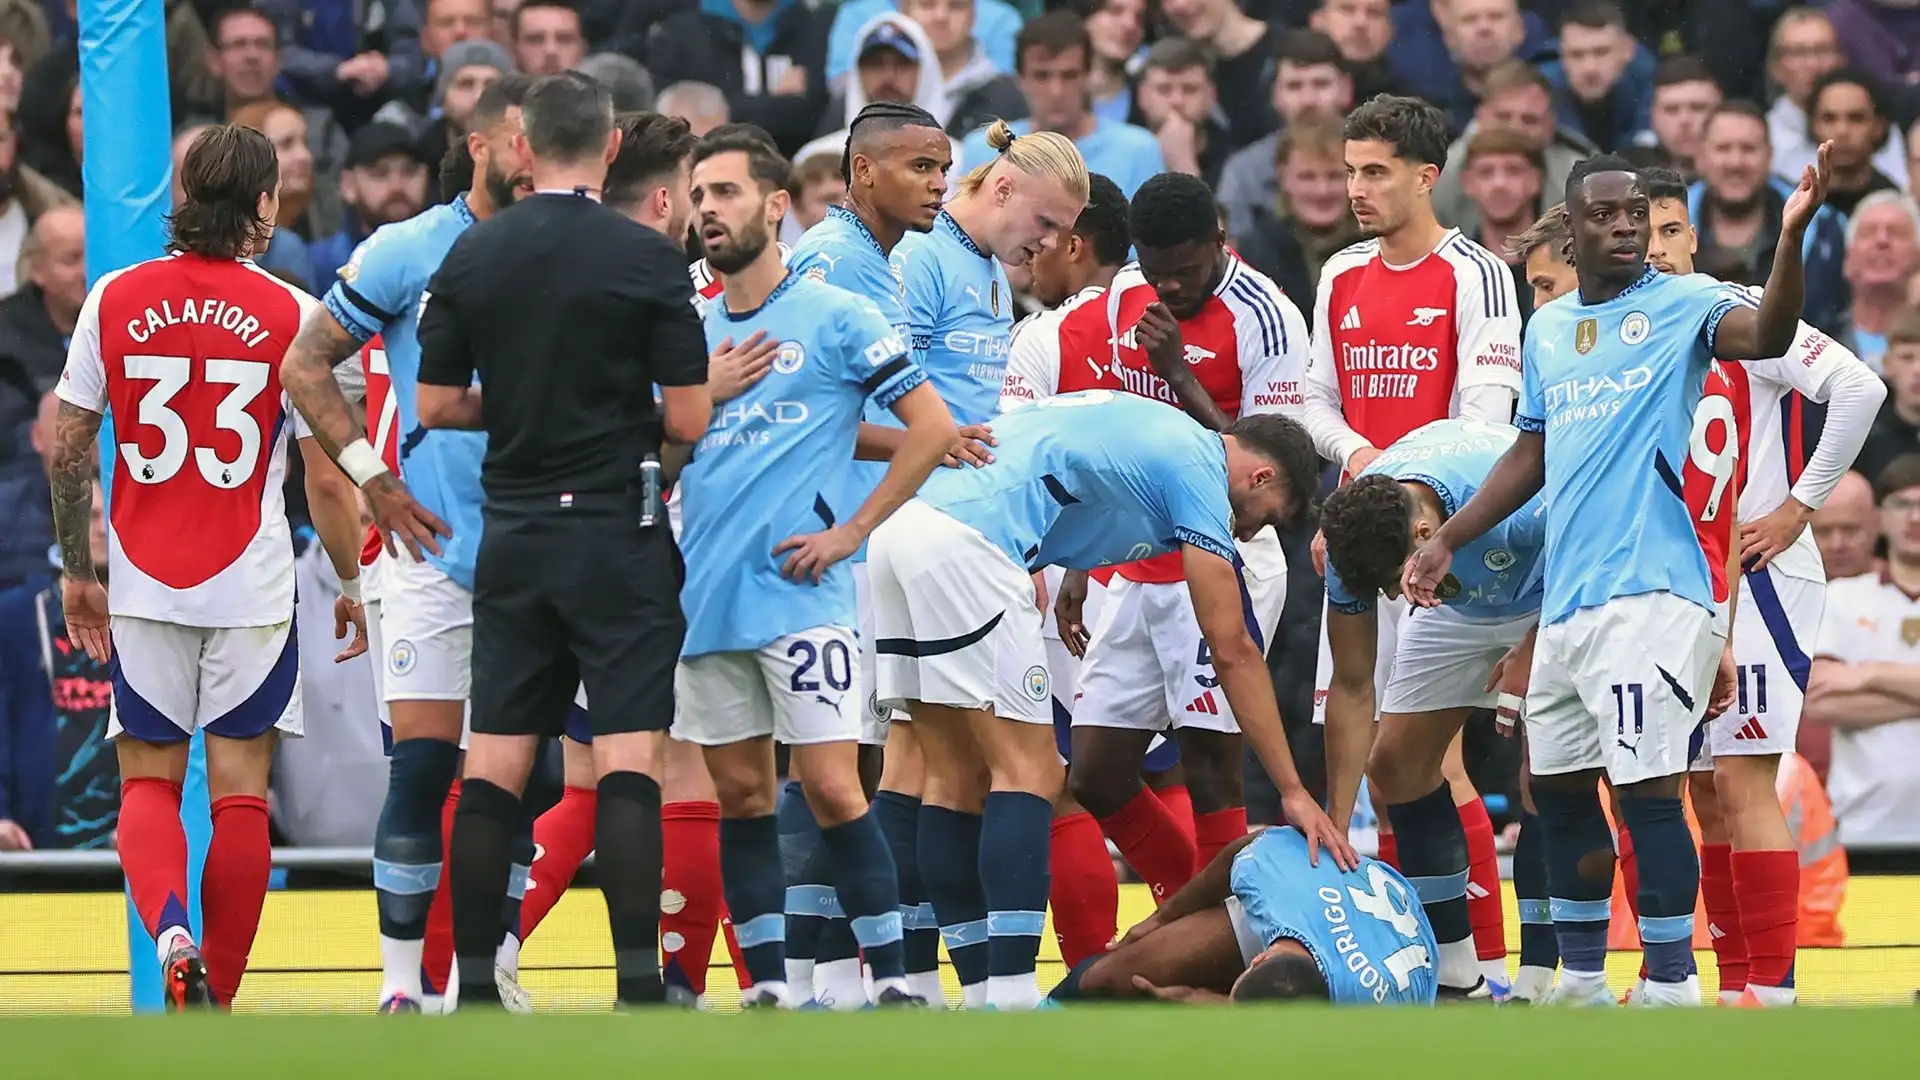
[1049,826,1438,1006]
[1642,167,1883,1007]
[882,119,1090,1008]
[1509,205,1577,311]
[679,129,957,1009]
[277,75,532,1013]
[50,125,369,1009]
[1304,94,1523,988]
[1052,172,1308,902]
[1404,150,1832,1007]
[1318,418,1545,998]
[868,390,1350,1010]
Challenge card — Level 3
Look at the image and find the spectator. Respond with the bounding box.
[1767,8,1910,191]
[255,0,426,128]
[1308,0,1399,102]
[1814,470,1884,580]
[657,80,731,138]
[1232,109,1360,306]
[647,0,831,155]
[1216,29,1354,242]
[1432,60,1594,234]
[1544,0,1652,154]
[0,203,81,391]
[1823,0,1920,103]
[1858,309,1920,479]
[1389,0,1546,132]
[902,0,1028,139]
[959,13,1162,197]
[28,73,81,200]
[576,51,656,111]
[826,0,1021,87]
[1842,193,1920,370]
[230,100,318,289]
[1456,126,1542,290]
[1688,101,1850,338]
[0,26,27,117]
[409,38,513,204]
[0,474,115,852]
[1808,68,1903,219]
[1131,37,1229,186]
[1806,453,1920,854]
[0,384,48,592]
[1159,0,1276,151]
[0,107,72,298]
[1642,55,1721,177]
[200,6,279,119]
[491,0,522,46]
[797,16,945,167]
[374,0,499,132]
[512,0,587,76]
[1076,0,1145,124]
[307,123,433,291]
[787,151,846,232]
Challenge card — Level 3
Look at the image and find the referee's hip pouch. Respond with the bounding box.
[469,491,686,741]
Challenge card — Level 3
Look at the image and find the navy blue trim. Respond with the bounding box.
[827,205,887,258]
[1237,562,1264,652]
[1743,569,1813,691]
[938,211,989,260]
[1604,267,1663,304]
[336,280,397,323]
[1448,236,1501,318]
[1042,474,1078,505]
[877,610,1004,657]
[813,494,836,528]
[1227,278,1282,357]
[1515,413,1545,433]
[872,367,927,410]
[1652,449,1685,502]
[722,270,799,322]
[450,194,476,228]
[1399,472,1458,516]
[1655,663,1694,712]
[862,356,911,395]
[399,425,428,461]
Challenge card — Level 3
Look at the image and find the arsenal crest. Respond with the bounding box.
[1575,318,1598,355]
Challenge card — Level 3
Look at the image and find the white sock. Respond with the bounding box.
[1719,988,1745,1006]
[784,958,815,1001]
[1641,974,1702,1007]
[154,924,194,965]
[815,957,867,1010]
[907,970,947,1007]
[871,975,909,1001]
[1479,958,1510,986]
[1437,939,1480,988]
[494,933,521,980]
[985,973,1041,1011]
[961,981,988,1009]
[378,935,426,1002]
[747,980,793,1008]
[444,955,461,1011]
[1514,965,1557,1001]
[1747,983,1795,1007]
[1559,968,1609,996]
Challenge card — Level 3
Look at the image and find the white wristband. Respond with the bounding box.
[339,575,362,603]
[338,438,389,487]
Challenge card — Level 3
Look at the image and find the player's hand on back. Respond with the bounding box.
[708,332,778,404]
[775,525,863,584]
[1055,569,1092,658]
[332,593,369,663]
[1283,787,1358,870]
[1781,141,1832,238]
[1708,644,1737,719]
[1136,302,1187,379]
[945,424,997,468]
[1114,910,1167,949]
[1400,540,1454,609]
[366,474,451,561]
[60,575,111,664]
[1343,446,1381,481]
[1739,497,1815,572]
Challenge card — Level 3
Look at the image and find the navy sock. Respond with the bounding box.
[449,778,520,1007]
[1383,784,1472,951]
[821,810,905,981]
[874,790,940,974]
[1513,812,1559,970]
[776,781,828,965]
[979,791,1051,981]
[1618,796,1699,984]
[372,738,460,940]
[1047,956,1102,1002]
[1531,785,1614,977]
[918,804,988,988]
[720,814,787,988]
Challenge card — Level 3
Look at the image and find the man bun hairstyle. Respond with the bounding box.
[957,119,1091,203]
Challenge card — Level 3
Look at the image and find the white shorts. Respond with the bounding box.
[1379,605,1537,714]
[377,548,473,704]
[1072,541,1287,736]
[854,562,900,747]
[869,500,1050,725]
[1526,592,1723,786]
[108,615,303,742]
[1311,595,1408,725]
[673,625,862,746]
[1691,570,1822,771]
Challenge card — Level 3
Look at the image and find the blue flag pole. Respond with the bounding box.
[77,0,191,1013]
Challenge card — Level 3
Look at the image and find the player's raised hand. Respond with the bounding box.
[332,593,369,663]
[60,575,111,664]
[1283,788,1358,870]
[1782,140,1832,237]
[1130,976,1228,1004]
[775,525,863,583]
[1740,497,1815,571]
[1135,302,1186,377]
[1401,540,1454,608]
[366,474,451,560]
[1055,570,1092,658]
[708,331,777,403]
[1708,645,1737,719]
[945,424,997,468]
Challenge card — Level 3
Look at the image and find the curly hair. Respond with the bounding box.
[1128,171,1219,252]
[1320,473,1416,598]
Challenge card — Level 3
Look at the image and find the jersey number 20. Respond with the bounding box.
[120,354,273,489]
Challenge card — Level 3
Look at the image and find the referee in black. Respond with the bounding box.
[415,72,710,1009]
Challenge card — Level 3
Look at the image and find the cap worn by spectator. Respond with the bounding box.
[437,38,515,102]
[862,23,921,63]
[347,122,434,171]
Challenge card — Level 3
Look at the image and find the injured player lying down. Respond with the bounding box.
[1050,826,1439,1005]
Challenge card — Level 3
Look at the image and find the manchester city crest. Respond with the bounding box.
[1024,665,1050,701]
[389,639,417,676]
[774,341,806,374]
[1620,311,1651,345]
[1483,548,1516,572]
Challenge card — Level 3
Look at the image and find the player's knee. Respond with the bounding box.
[1176,736,1243,811]
[1066,760,1135,819]
[1076,953,1131,997]
[801,771,870,828]
[1230,951,1331,1003]
[204,731,277,800]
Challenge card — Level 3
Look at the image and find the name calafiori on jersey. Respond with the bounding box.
[125,297,274,349]
[1341,341,1441,400]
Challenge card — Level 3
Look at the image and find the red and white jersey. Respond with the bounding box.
[1304,231,1522,467]
[691,243,791,316]
[1686,360,1752,606]
[357,336,403,573]
[57,253,319,628]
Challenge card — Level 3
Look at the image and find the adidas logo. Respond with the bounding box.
[1733,717,1769,741]
[1465,881,1491,900]
[1185,691,1220,715]
[1340,306,1362,331]
[1709,922,1726,940]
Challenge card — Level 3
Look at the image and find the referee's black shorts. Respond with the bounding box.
[470,492,684,739]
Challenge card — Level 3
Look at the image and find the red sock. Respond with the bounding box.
[1459,799,1506,962]
[662,801,729,996]
[1152,784,1197,849]
[1048,811,1119,966]
[1376,831,1399,870]
[1699,843,1746,994]
[1194,807,1248,873]
[1618,826,1646,981]
[1096,788,1199,902]
[200,794,271,1004]
[1732,848,1799,991]
[421,779,459,995]
[119,778,192,940]
[520,786,598,940]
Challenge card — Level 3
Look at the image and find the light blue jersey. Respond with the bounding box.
[324,198,486,588]
[890,211,1011,426]
[1519,268,1743,625]
[1230,827,1439,1006]
[1328,419,1547,619]
[957,119,1165,198]
[915,389,1236,572]
[681,272,922,657]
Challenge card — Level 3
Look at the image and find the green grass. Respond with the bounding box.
[4,1006,1919,1079]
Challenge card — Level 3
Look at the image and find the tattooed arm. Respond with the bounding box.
[49,401,110,662]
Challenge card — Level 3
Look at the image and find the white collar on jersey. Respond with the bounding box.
[531,187,602,202]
